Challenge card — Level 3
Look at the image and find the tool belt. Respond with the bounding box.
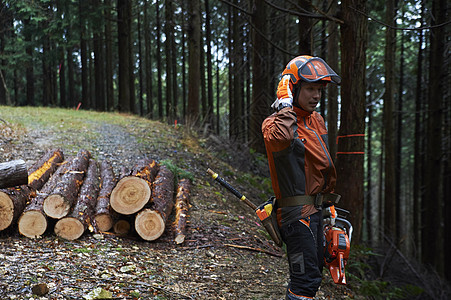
[278,193,341,208]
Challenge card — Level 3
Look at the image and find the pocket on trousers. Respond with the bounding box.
[290,252,305,275]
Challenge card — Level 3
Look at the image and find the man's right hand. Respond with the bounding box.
[271,75,294,111]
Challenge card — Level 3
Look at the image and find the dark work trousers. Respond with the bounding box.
[280,210,323,299]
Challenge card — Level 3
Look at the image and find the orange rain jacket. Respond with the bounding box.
[262,105,337,218]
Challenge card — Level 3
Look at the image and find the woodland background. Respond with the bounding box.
[0,0,450,285]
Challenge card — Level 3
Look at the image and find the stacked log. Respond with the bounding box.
[18,160,71,238]
[93,161,116,232]
[43,149,91,219]
[0,159,28,189]
[135,165,174,241]
[27,149,64,191]
[54,159,99,240]
[6,149,193,243]
[110,158,159,215]
[173,178,191,244]
[1,150,64,231]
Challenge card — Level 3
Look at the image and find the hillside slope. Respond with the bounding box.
[0,106,357,299]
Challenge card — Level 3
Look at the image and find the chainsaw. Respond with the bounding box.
[323,207,352,285]
[207,168,352,285]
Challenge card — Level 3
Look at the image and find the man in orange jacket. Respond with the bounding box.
[262,55,341,299]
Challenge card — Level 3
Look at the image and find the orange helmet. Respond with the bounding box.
[282,55,341,85]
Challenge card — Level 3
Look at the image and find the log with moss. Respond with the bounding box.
[135,165,174,241]
[43,150,91,219]
[18,160,70,238]
[173,178,191,244]
[54,159,99,240]
[93,161,117,232]
[0,159,28,189]
[110,158,159,215]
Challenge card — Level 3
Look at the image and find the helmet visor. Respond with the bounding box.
[298,57,341,84]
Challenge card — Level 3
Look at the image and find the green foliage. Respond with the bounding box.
[346,245,424,299]
[160,158,194,182]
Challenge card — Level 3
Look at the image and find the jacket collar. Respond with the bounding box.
[293,105,312,118]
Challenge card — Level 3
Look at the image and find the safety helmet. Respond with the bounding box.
[282,55,341,85]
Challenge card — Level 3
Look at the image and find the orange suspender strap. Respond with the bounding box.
[336,134,365,156]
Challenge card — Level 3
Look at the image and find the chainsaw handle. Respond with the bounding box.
[207,168,257,210]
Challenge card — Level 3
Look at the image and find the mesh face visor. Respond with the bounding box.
[283,56,341,85]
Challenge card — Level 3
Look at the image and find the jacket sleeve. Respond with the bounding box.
[261,107,297,152]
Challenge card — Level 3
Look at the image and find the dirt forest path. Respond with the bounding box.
[0,107,350,300]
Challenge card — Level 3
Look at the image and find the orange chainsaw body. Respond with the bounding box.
[324,225,350,285]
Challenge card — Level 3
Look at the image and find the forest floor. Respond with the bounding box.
[0,106,446,300]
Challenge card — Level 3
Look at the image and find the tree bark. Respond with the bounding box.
[0,186,30,231]
[43,150,91,219]
[0,159,28,189]
[423,0,446,273]
[18,160,71,238]
[187,0,201,124]
[383,0,397,240]
[335,0,367,243]
[110,158,159,215]
[250,0,269,154]
[174,178,191,244]
[94,160,117,232]
[55,159,99,240]
[27,149,64,191]
[135,165,174,241]
[117,0,131,112]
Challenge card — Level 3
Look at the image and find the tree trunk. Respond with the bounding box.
[79,0,89,109]
[413,1,425,259]
[326,0,339,160]
[94,160,117,232]
[250,0,268,154]
[135,165,174,241]
[423,0,446,273]
[27,149,64,191]
[144,0,153,116]
[93,0,105,111]
[18,160,71,238]
[187,0,201,124]
[24,17,35,106]
[0,159,28,189]
[55,159,99,240]
[156,0,163,118]
[383,0,397,240]
[174,178,191,244]
[117,0,131,112]
[335,0,367,243]
[104,0,114,111]
[43,150,91,219]
[298,0,312,54]
[110,158,159,215]
[165,0,174,120]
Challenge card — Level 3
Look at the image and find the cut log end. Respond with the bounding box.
[18,211,47,238]
[94,213,113,232]
[0,191,13,230]
[110,177,151,215]
[113,220,131,236]
[54,217,84,240]
[43,194,71,219]
[135,209,164,241]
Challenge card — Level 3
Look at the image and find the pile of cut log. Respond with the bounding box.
[0,149,191,243]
